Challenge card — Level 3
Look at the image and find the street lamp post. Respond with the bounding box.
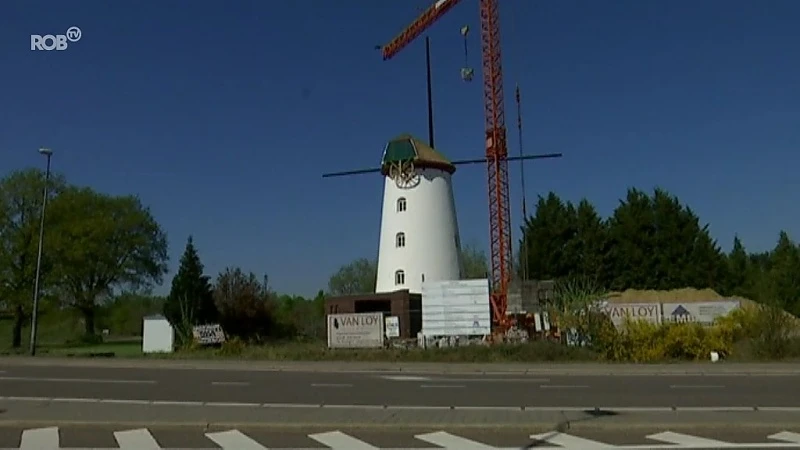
[29,147,53,357]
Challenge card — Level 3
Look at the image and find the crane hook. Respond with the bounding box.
[460,25,474,82]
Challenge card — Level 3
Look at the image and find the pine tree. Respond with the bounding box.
[163,236,217,344]
[725,236,749,296]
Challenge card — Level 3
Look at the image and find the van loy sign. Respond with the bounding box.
[327,312,385,349]
[31,26,82,51]
[335,314,381,328]
[602,303,662,327]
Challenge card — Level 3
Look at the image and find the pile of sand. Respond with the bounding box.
[606,288,755,307]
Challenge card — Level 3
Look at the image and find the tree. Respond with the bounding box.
[47,187,169,337]
[460,242,489,279]
[519,192,578,280]
[765,231,800,315]
[0,169,66,347]
[725,236,749,296]
[606,188,657,290]
[566,199,609,284]
[213,267,277,343]
[327,258,377,295]
[162,236,217,344]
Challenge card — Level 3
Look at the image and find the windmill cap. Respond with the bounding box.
[380,134,456,175]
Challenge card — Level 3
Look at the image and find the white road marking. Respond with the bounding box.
[211,381,250,386]
[417,431,496,449]
[669,384,725,389]
[0,376,155,384]
[20,427,59,449]
[114,428,160,449]
[420,384,465,388]
[647,431,730,446]
[151,400,204,406]
[381,375,431,381]
[426,377,550,383]
[531,432,613,449]
[206,429,269,450]
[772,432,800,444]
[309,430,379,449]
[539,384,590,389]
[311,383,353,388]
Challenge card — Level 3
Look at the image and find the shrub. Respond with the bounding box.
[716,303,800,360]
[592,317,734,362]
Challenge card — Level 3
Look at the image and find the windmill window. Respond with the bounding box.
[395,270,405,285]
[396,232,406,248]
[397,197,407,212]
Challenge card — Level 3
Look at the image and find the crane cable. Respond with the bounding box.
[509,2,530,283]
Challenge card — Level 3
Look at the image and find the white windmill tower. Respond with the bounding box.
[374,134,462,294]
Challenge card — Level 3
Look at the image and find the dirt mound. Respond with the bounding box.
[607,288,755,306]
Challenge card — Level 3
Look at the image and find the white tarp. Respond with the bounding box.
[327,312,385,348]
[422,279,491,337]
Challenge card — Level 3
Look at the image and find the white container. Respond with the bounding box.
[142,315,175,354]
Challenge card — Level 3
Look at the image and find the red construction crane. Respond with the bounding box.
[380,0,513,330]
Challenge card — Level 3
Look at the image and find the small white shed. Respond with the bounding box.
[142,314,175,354]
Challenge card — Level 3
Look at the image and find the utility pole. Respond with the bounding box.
[29,147,53,357]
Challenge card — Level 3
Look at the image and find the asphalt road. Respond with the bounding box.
[1,364,799,408]
[1,425,800,449]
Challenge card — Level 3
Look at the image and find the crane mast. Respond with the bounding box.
[380,0,513,330]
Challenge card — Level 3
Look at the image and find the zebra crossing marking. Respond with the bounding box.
[113,429,161,449]
[415,431,496,449]
[205,429,268,449]
[309,431,379,449]
[530,432,614,449]
[19,427,58,449]
[647,431,729,447]
[3,426,800,449]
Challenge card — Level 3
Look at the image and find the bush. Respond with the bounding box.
[588,317,733,362]
[715,303,800,360]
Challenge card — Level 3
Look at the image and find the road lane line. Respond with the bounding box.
[420,384,465,388]
[211,381,250,386]
[20,427,59,449]
[0,376,155,384]
[151,400,204,406]
[416,431,496,449]
[539,384,590,389]
[421,377,550,383]
[114,428,160,449]
[530,432,614,449]
[669,384,725,389]
[311,383,353,388]
[309,430,379,449]
[206,429,268,449]
[647,431,730,446]
[99,399,151,405]
[771,432,800,443]
[381,375,431,381]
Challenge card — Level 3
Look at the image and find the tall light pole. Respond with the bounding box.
[29,147,53,357]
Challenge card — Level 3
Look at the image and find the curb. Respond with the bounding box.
[0,420,797,431]
[2,358,799,376]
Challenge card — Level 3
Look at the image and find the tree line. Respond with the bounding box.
[519,188,800,315]
[0,169,168,348]
[2,166,796,349]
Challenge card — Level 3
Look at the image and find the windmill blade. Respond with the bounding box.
[322,167,382,178]
[452,152,563,166]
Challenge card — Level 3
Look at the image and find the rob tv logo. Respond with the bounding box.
[30,26,82,51]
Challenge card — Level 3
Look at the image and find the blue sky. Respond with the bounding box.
[1,0,798,297]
